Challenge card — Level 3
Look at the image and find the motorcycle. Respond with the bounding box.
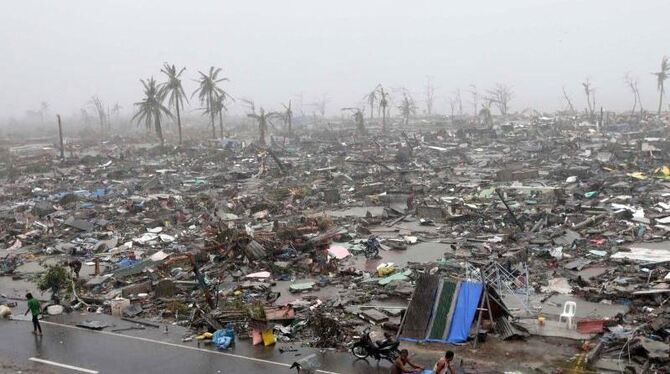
[350,328,400,362]
[364,236,381,259]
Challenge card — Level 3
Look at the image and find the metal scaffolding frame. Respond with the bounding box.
[465,261,533,316]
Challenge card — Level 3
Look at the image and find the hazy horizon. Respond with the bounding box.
[2,0,670,120]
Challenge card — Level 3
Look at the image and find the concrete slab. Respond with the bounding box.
[503,293,629,320]
[515,319,596,340]
[360,309,389,323]
[592,358,630,372]
[577,266,608,280]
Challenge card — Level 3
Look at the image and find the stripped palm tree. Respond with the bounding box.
[653,56,670,115]
[39,102,49,124]
[160,63,188,145]
[89,96,107,130]
[581,79,595,117]
[342,107,366,135]
[111,103,122,125]
[397,92,416,127]
[377,86,390,132]
[363,86,379,119]
[624,73,643,115]
[247,106,279,146]
[192,66,229,138]
[206,91,234,138]
[479,106,493,127]
[281,100,293,137]
[132,77,172,149]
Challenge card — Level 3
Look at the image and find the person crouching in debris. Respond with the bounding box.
[67,259,82,279]
[45,215,55,235]
[315,243,329,273]
[391,349,423,374]
[24,293,42,336]
[433,350,455,374]
[406,189,416,211]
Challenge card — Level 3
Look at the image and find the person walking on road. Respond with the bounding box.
[24,293,42,336]
[433,350,455,374]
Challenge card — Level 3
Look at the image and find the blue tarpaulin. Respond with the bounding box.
[446,281,483,343]
[212,324,235,350]
[116,258,139,268]
[92,188,108,198]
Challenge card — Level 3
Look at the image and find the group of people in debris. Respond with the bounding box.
[392,349,456,374]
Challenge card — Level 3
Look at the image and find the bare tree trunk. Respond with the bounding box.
[259,120,266,146]
[659,85,664,115]
[287,113,292,138]
[266,148,285,174]
[208,93,216,138]
[155,116,164,149]
[592,93,596,118]
[562,87,575,113]
[382,105,387,132]
[57,114,64,160]
[218,110,224,139]
[585,93,592,116]
[458,95,463,115]
[598,107,604,130]
[470,86,478,117]
[176,98,182,145]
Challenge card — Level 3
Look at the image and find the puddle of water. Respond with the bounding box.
[268,240,444,304]
[0,276,43,301]
[391,220,441,233]
[315,206,385,218]
[4,255,101,302]
[628,241,670,250]
[14,261,46,274]
[348,241,449,270]
[273,279,341,305]
[554,354,597,374]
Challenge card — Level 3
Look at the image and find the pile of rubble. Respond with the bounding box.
[1,112,670,371]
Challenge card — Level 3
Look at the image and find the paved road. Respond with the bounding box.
[0,318,399,374]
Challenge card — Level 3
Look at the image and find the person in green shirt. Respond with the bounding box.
[24,293,42,335]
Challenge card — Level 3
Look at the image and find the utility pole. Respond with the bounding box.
[57,114,64,160]
[495,188,524,231]
[598,107,604,131]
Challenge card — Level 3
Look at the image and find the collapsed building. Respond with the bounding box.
[1,112,670,372]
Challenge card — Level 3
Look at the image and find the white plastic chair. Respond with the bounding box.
[559,301,577,329]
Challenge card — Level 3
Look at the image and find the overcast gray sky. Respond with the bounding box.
[2,0,669,118]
